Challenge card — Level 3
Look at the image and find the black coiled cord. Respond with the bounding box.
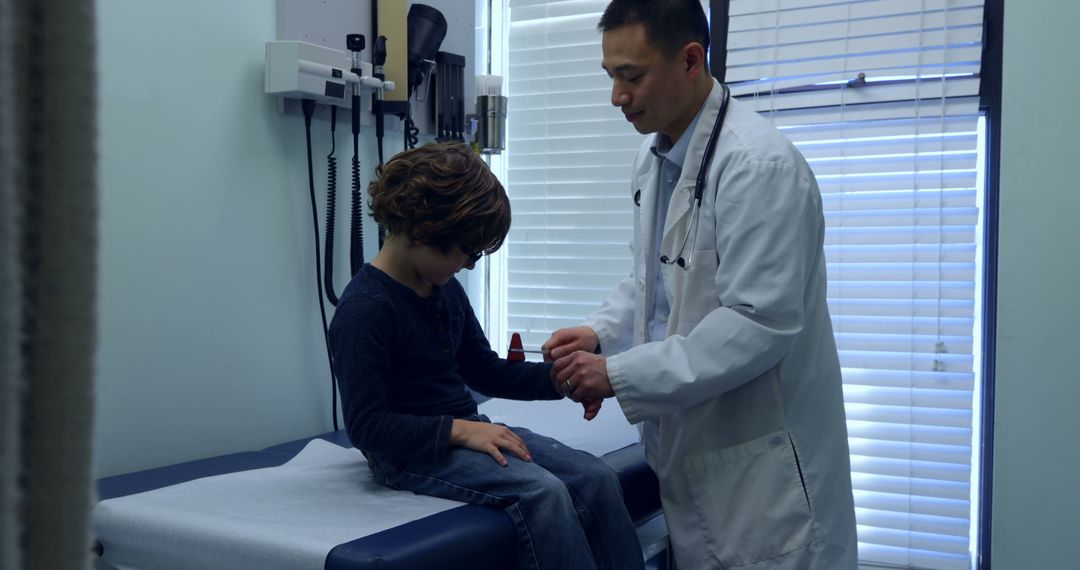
[323,106,340,306]
[404,107,420,150]
[350,140,364,276]
[301,99,339,432]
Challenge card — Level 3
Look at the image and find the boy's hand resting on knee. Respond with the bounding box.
[450,419,532,466]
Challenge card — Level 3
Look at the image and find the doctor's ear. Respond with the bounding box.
[683,42,707,79]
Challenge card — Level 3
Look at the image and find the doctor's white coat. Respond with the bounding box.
[584,80,858,570]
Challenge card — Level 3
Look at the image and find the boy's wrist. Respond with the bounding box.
[449,418,471,446]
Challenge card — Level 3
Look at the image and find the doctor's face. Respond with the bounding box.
[602,24,698,142]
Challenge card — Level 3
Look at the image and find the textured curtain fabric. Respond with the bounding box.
[1,0,20,564]
[1,0,99,568]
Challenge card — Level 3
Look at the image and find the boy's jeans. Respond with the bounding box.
[368,416,645,570]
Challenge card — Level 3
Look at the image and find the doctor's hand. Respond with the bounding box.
[449,419,531,466]
[546,360,603,420]
[542,326,600,362]
[553,351,615,403]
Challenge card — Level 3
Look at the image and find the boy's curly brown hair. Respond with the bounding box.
[368,143,510,257]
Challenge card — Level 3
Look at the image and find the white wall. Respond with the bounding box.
[93,0,391,477]
[992,0,1080,567]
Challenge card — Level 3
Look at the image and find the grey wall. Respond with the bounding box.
[94,0,393,477]
[992,0,1080,567]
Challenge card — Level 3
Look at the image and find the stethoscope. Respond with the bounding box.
[652,83,730,270]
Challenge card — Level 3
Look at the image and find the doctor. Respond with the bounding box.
[542,1,858,568]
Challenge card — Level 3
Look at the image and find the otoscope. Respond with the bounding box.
[372,35,388,166]
[347,34,366,275]
[372,35,389,248]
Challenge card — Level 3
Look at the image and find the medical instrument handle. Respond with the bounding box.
[372,35,388,159]
[347,34,365,136]
[347,34,366,275]
[507,332,541,362]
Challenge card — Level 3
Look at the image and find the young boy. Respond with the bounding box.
[328,143,644,570]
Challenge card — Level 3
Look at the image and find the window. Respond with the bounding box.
[483,0,649,355]
[490,1,990,568]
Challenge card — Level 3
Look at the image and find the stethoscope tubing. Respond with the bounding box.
[660,84,731,269]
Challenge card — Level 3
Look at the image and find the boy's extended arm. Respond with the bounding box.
[453,283,562,401]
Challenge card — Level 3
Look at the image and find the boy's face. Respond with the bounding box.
[601,23,699,142]
[412,243,477,287]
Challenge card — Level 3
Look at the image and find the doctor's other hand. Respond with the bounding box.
[449,419,531,466]
[541,326,600,362]
[581,398,603,421]
[553,351,614,403]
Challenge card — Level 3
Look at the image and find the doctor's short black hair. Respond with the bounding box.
[368,142,510,257]
[598,0,710,60]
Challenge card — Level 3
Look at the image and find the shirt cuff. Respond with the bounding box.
[607,353,642,425]
[433,414,453,461]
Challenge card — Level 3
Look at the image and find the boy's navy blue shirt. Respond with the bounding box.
[329,264,561,466]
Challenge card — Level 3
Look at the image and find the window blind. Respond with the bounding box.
[502,0,647,353]
[498,1,984,569]
[727,1,985,568]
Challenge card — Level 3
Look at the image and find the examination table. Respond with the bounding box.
[93,398,666,570]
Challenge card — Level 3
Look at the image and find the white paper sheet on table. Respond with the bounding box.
[93,397,641,570]
[479,395,641,457]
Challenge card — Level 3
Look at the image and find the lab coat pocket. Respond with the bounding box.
[667,247,720,336]
[682,429,816,568]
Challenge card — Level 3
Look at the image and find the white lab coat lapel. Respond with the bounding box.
[656,85,726,318]
[631,156,660,345]
[659,180,694,258]
[635,162,660,270]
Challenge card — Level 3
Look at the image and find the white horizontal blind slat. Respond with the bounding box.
[726,26,983,72]
[510,0,608,21]
[729,0,983,19]
[727,52,983,89]
[769,96,980,127]
[738,77,981,112]
[728,5,984,47]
